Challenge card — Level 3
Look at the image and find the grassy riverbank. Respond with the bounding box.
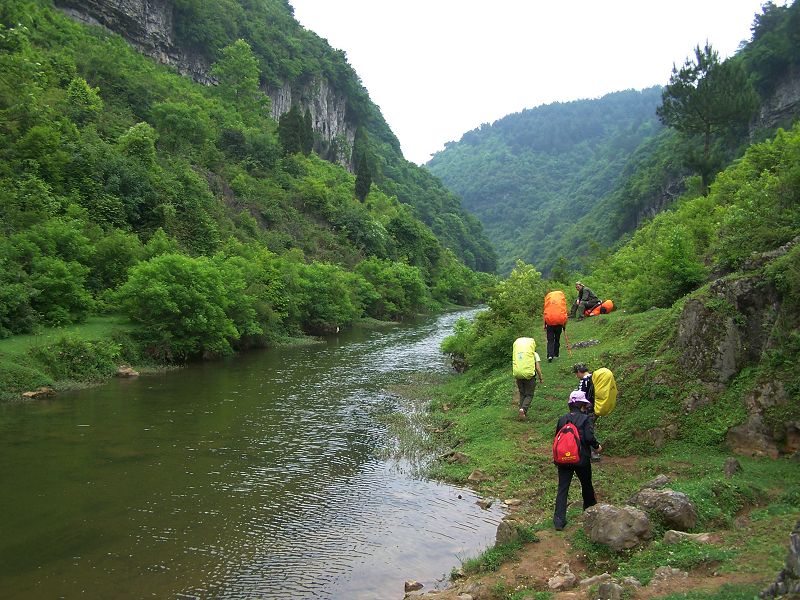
[414,309,800,599]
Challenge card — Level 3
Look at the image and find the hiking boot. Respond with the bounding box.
[518,408,526,420]
[591,450,601,461]
[547,356,553,363]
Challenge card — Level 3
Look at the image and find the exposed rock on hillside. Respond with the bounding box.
[677,273,780,384]
[55,0,356,163]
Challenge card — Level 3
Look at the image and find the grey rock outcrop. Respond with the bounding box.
[677,273,781,384]
[663,530,713,544]
[583,504,652,552]
[628,488,698,531]
[597,582,624,600]
[55,0,356,165]
[547,562,578,591]
[761,519,800,599]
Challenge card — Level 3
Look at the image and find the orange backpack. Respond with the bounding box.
[585,299,614,317]
[544,291,568,326]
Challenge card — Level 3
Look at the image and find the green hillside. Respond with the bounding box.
[0,0,496,393]
[428,1,800,277]
[427,88,666,274]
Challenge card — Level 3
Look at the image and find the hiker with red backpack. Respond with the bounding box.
[543,290,568,363]
[552,390,601,531]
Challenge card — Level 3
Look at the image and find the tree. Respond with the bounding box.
[210,39,268,119]
[656,44,758,194]
[354,154,372,201]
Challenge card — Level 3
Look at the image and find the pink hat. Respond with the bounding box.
[568,390,590,405]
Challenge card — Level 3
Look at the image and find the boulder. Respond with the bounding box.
[597,582,624,600]
[547,562,578,590]
[495,518,521,546]
[663,530,713,544]
[21,386,56,399]
[620,576,642,588]
[116,365,140,377]
[724,457,743,477]
[476,498,493,510]
[467,469,491,482]
[503,498,522,507]
[643,474,671,489]
[628,488,698,531]
[579,572,613,587]
[583,504,652,552]
[727,413,780,458]
[404,580,423,592]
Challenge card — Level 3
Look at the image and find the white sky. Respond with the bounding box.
[289,1,776,165]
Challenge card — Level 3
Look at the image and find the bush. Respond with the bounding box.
[28,336,121,381]
[114,253,260,359]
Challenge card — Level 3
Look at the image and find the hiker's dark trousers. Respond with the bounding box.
[553,463,597,529]
[516,377,536,413]
[546,325,563,359]
[571,300,600,319]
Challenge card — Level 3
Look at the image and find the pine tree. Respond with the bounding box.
[657,44,758,193]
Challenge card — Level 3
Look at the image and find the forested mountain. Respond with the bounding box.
[428,0,800,276]
[0,0,496,361]
[52,0,497,273]
[427,88,666,274]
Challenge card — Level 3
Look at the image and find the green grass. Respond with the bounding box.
[424,306,800,584]
[657,584,764,599]
[458,526,539,576]
[0,315,132,357]
[0,315,135,400]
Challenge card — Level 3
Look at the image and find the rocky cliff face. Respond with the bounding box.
[55,0,356,165]
[675,237,799,458]
[753,66,800,133]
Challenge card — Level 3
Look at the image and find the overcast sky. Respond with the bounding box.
[289,1,775,165]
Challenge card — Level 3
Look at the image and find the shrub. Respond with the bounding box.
[28,336,121,381]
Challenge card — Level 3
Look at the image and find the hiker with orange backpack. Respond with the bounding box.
[552,390,601,531]
[543,290,568,363]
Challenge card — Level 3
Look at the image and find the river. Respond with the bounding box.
[0,309,503,599]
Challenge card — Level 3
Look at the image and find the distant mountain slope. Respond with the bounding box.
[426,88,665,274]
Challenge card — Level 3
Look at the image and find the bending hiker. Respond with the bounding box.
[552,390,601,531]
[572,363,601,461]
[543,290,568,363]
[512,337,543,420]
[571,281,600,320]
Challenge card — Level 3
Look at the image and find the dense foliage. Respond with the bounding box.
[0,1,494,358]
[591,123,800,311]
[426,88,666,274]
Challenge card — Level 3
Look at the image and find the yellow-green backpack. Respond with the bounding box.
[593,367,617,416]
[512,337,537,379]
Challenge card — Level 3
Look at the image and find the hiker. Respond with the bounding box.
[572,363,601,461]
[571,281,600,320]
[512,337,543,420]
[552,390,601,531]
[543,290,568,363]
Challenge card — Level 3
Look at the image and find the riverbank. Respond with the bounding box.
[402,309,800,599]
[0,313,408,401]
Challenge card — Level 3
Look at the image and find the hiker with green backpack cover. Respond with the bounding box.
[512,337,543,420]
[552,390,601,531]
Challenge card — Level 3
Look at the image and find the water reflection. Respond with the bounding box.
[0,310,502,599]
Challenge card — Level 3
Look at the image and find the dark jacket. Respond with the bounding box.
[577,374,595,408]
[555,409,599,467]
[578,286,600,305]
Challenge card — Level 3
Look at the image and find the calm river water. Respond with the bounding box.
[0,310,503,599]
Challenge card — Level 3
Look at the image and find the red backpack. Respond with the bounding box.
[553,418,582,465]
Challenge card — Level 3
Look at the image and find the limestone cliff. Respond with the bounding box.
[753,66,800,133]
[54,0,356,165]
